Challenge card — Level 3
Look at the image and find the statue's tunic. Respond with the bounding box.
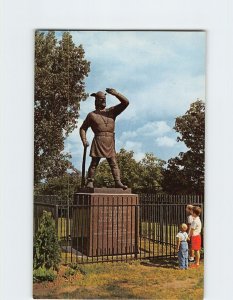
[80,103,127,158]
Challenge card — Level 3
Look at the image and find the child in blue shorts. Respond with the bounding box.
[176,223,189,269]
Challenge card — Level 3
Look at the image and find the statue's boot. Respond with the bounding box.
[86,178,94,188]
[115,180,128,190]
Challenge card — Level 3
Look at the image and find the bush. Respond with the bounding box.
[70,263,87,275]
[63,267,77,279]
[63,263,86,279]
[33,210,61,271]
[33,266,57,283]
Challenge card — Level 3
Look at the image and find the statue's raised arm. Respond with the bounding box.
[106,88,129,106]
[105,88,129,117]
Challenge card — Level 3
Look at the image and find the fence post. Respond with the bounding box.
[67,198,70,242]
[134,205,139,259]
[55,205,59,234]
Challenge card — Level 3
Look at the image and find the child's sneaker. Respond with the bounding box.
[189,257,195,262]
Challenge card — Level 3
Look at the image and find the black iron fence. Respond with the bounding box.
[34,194,204,264]
[139,194,204,204]
[34,194,204,205]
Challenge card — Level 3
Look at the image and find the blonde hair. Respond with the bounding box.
[186,204,194,210]
[181,223,188,231]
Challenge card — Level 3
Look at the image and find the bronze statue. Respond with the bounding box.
[80,88,129,189]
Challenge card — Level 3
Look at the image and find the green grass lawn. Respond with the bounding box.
[33,258,204,299]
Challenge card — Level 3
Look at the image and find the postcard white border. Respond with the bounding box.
[1,0,233,299]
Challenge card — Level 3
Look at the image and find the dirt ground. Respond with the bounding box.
[33,258,204,299]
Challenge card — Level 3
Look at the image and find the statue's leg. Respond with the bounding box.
[86,157,100,188]
[107,157,127,190]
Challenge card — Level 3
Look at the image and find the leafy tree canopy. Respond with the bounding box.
[34,31,90,183]
[175,100,205,155]
[138,153,166,193]
[34,171,82,199]
[162,100,205,194]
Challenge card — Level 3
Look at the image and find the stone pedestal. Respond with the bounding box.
[71,188,139,257]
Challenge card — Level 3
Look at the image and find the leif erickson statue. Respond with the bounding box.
[80,88,129,190]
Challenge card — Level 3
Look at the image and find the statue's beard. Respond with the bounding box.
[96,102,106,110]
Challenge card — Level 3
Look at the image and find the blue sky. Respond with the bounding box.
[55,31,206,170]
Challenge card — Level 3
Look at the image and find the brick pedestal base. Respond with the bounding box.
[71,188,139,257]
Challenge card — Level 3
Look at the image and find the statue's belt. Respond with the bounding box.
[95,132,115,137]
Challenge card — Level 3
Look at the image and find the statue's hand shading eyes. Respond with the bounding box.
[105,88,117,96]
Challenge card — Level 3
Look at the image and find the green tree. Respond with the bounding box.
[94,159,113,187]
[33,211,61,270]
[162,100,205,194]
[34,31,90,183]
[116,149,141,190]
[138,153,166,193]
[162,157,189,194]
[34,171,82,199]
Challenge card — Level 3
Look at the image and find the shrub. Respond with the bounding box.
[33,210,61,271]
[33,266,57,283]
[63,263,86,279]
[63,267,77,279]
[71,263,87,275]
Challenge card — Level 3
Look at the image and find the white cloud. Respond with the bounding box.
[119,74,205,122]
[120,121,171,141]
[115,139,144,161]
[124,140,143,152]
[137,121,171,136]
[120,131,137,140]
[156,136,176,147]
[72,31,177,67]
[123,141,145,162]
[134,152,145,162]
